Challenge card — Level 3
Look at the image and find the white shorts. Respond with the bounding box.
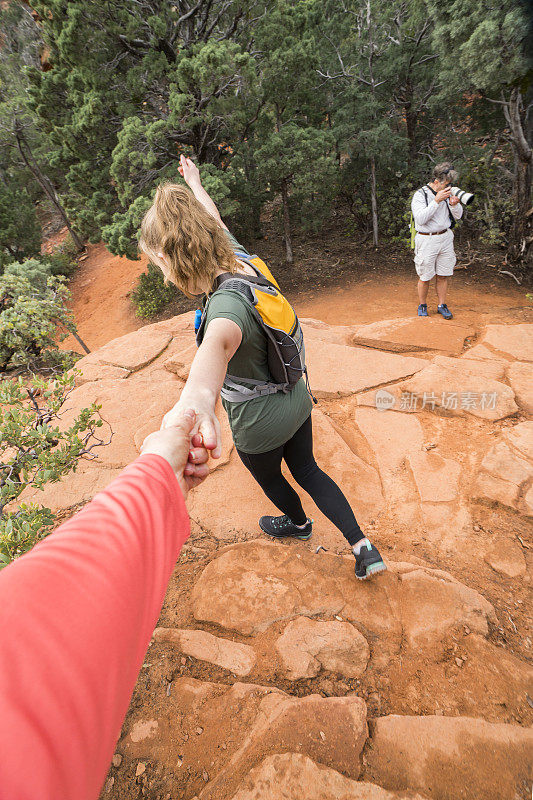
[414,229,456,280]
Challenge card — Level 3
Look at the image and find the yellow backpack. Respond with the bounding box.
[196,253,316,405]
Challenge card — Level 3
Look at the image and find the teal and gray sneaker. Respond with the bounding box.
[437,303,453,319]
[354,541,387,580]
[259,514,313,540]
[417,303,428,317]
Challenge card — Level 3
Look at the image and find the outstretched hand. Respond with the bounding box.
[141,409,210,498]
[178,154,201,188]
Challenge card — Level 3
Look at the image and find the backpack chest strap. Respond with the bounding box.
[221,375,289,404]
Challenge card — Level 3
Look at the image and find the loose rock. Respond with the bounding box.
[275,617,370,680]
[484,538,527,578]
[350,316,473,355]
[152,628,256,677]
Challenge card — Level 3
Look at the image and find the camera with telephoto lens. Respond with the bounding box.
[449,186,474,206]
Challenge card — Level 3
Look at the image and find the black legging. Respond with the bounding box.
[236,415,364,546]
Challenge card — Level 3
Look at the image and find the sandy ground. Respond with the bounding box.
[59,232,529,353]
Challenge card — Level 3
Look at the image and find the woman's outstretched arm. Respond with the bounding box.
[179,155,229,230]
[161,317,242,457]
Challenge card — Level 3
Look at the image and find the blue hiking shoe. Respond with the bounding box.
[259,514,313,540]
[437,303,453,320]
[417,303,428,317]
[354,540,387,580]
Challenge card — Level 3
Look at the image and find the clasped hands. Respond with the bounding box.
[141,406,219,499]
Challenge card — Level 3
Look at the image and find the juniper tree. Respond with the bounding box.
[27,0,269,254]
[427,0,532,269]
[0,2,83,253]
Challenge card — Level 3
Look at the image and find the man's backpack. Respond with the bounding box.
[409,186,456,249]
[196,252,316,405]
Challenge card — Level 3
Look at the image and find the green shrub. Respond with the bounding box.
[44,234,80,277]
[0,371,107,565]
[0,184,41,268]
[131,263,177,319]
[0,271,78,373]
[3,257,51,287]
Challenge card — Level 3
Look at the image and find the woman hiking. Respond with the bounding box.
[139,155,386,580]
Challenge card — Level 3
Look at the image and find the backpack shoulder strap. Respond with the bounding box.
[215,269,274,292]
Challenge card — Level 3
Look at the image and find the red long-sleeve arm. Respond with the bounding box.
[0,454,190,800]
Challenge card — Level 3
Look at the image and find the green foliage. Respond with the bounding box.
[0,270,77,372]
[0,182,41,267]
[101,195,153,260]
[461,156,516,247]
[0,371,106,565]
[428,0,530,97]
[1,0,529,264]
[3,257,51,287]
[44,234,80,277]
[131,263,177,319]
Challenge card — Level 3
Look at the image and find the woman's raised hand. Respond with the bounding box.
[178,154,201,187]
[161,401,222,460]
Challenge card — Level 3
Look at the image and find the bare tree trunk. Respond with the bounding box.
[275,106,293,263]
[281,178,293,263]
[370,156,378,247]
[67,328,91,354]
[404,102,418,167]
[499,89,532,269]
[14,124,84,252]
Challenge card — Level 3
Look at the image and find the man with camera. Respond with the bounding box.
[411,162,464,319]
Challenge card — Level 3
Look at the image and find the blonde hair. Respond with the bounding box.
[139,183,238,297]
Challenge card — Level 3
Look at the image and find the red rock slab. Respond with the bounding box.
[229,753,429,800]
[349,317,474,355]
[351,407,424,526]
[504,421,533,461]
[19,372,183,512]
[474,423,533,516]
[432,354,506,381]
[88,327,172,372]
[19,462,123,513]
[364,714,533,800]
[461,343,508,362]
[192,542,496,652]
[300,318,361,345]
[71,357,130,385]
[507,361,533,415]
[481,323,533,362]
[305,338,427,397]
[407,451,461,503]
[484,536,527,578]
[398,363,518,420]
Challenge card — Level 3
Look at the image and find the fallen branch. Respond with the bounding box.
[498,269,522,285]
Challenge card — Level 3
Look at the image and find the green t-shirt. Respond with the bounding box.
[204,233,312,454]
